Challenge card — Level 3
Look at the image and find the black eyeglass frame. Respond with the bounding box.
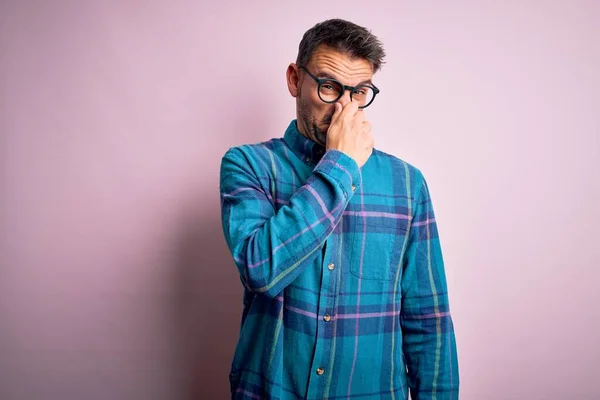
[299,66,380,109]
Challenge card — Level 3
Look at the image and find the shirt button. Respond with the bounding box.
[306,156,310,162]
[316,367,325,375]
[351,184,356,191]
[323,314,331,322]
[327,263,335,270]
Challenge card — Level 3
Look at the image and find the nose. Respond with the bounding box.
[337,89,353,107]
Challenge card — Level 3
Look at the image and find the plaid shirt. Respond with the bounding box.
[219,120,459,399]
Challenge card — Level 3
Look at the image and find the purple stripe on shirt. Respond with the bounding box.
[343,211,411,220]
[274,296,318,319]
[306,185,336,227]
[223,187,261,197]
[246,200,344,269]
[268,301,402,321]
[412,218,436,227]
[336,310,401,319]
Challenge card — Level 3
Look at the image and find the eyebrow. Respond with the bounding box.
[315,70,373,86]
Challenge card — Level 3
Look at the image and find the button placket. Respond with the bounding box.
[307,237,335,397]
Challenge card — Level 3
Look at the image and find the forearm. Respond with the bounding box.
[220,148,360,298]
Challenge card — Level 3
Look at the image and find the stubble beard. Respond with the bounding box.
[298,97,333,148]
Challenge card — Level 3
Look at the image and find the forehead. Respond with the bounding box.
[307,45,373,84]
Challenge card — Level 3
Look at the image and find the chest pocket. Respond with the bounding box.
[349,215,409,281]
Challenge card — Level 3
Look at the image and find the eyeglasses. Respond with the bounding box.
[300,66,380,109]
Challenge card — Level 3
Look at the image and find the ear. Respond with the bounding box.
[286,63,300,98]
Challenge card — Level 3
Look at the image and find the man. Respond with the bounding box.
[219,18,459,399]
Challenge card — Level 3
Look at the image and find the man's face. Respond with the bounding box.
[289,45,374,146]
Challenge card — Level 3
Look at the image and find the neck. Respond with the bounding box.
[296,119,325,147]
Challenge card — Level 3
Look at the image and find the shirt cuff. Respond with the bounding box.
[313,149,361,197]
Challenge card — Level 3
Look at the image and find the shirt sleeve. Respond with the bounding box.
[400,170,460,399]
[219,146,361,298]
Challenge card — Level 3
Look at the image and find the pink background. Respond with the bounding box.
[1,1,599,399]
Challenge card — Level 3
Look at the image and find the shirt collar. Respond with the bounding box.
[283,120,326,164]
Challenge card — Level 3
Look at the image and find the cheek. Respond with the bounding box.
[318,103,336,120]
[309,104,330,123]
[301,93,325,114]
[303,88,321,106]
[299,86,333,120]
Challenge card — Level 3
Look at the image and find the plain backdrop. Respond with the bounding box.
[1,1,599,399]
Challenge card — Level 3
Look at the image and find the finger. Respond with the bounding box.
[330,102,343,124]
[362,120,372,133]
[340,100,360,119]
[354,109,366,124]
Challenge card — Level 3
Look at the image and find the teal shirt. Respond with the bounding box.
[220,120,459,399]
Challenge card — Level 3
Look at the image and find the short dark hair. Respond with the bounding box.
[296,19,386,73]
